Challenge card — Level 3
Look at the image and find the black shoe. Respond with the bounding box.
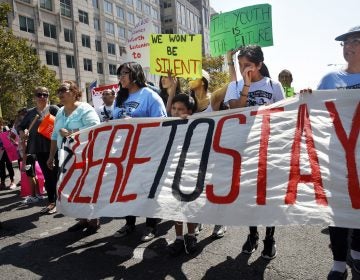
[242,233,259,254]
[184,235,198,254]
[68,221,88,232]
[169,239,185,256]
[347,254,360,274]
[84,224,100,235]
[261,237,277,260]
[327,270,348,280]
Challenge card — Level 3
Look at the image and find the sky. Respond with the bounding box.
[209,0,359,91]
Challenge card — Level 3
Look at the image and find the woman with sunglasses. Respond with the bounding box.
[47,81,100,234]
[113,62,167,242]
[18,87,59,213]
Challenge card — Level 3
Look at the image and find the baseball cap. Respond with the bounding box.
[335,26,360,41]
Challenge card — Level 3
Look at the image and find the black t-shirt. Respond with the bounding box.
[18,105,59,154]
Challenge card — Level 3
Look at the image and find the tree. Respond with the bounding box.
[0,3,59,123]
[202,55,230,92]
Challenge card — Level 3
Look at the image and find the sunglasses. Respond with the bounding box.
[36,92,49,98]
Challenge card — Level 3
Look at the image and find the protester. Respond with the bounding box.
[224,45,285,259]
[47,81,101,233]
[18,87,59,211]
[112,61,167,242]
[159,72,181,114]
[95,89,115,122]
[278,69,295,97]
[0,118,16,190]
[187,70,228,238]
[166,93,199,256]
[316,26,360,280]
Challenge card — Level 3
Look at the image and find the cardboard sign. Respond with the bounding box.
[149,34,202,79]
[210,4,273,56]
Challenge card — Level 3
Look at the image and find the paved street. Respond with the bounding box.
[0,167,359,280]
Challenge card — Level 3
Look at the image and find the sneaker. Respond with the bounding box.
[169,239,185,256]
[327,270,348,280]
[261,237,277,260]
[194,223,203,236]
[23,196,40,204]
[212,225,227,239]
[348,255,360,274]
[242,233,259,254]
[113,224,135,238]
[0,182,7,190]
[141,227,157,242]
[184,235,197,254]
[35,194,44,200]
[9,182,17,190]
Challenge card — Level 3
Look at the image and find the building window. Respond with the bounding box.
[108,43,115,55]
[92,0,99,8]
[136,0,142,11]
[94,18,100,31]
[163,1,171,8]
[66,55,75,68]
[60,0,71,17]
[95,40,102,52]
[79,10,89,24]
[109,64,117,75]
[19,0,31,2]
[81,34,91,48]
[40,0,52,11]
[151,7,158,20]
[119,46,126,56]
[97,62,103,74]
[116,6,124,20]
[64,28,73,42]
[118,26,125,39]
[83,58,92,71]
[43,22,56,39]
[144,3,150,14]
[19,15,35,33]
[46,51,59,66]
[103,0,113,14]
[127,12,134,24]
[105,21,114,34]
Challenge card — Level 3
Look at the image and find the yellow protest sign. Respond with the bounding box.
[149,34,202,79]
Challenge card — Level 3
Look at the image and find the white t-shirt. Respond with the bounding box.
[224,77,285,107]
[96,104,113,122]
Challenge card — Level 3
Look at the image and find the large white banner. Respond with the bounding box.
[57,90,360,228]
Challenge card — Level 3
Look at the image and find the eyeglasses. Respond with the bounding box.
[36,92,49,98]
[117,71,130,78]
[340,38,360,47]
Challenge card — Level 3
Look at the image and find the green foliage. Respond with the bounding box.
[0,3,60,122]
[202,55,230,92]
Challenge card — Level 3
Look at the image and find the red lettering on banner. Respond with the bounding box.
[114,122,161,202]
[325,101,360,209]
[70,126,111,203]
[93,124,135,203]
[285,104,328,205]
[251,108,284,205]
[206,114,245,204]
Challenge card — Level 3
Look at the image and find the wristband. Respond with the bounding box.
[243,84,250,87]
[240,92,248,97]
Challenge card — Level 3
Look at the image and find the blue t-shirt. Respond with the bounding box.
[317,69,360,90]
[113,87,167,119]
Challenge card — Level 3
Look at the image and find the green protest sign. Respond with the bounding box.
[210,4,273,57]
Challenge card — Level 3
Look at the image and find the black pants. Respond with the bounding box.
[250,226,275,237]
[0,151,14,183]
[329,226,360,261]
[26,153,58,203]
[125,216,158,229]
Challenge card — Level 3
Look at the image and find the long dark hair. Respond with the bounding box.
[115,62,147,107]
[237,45,270,78]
